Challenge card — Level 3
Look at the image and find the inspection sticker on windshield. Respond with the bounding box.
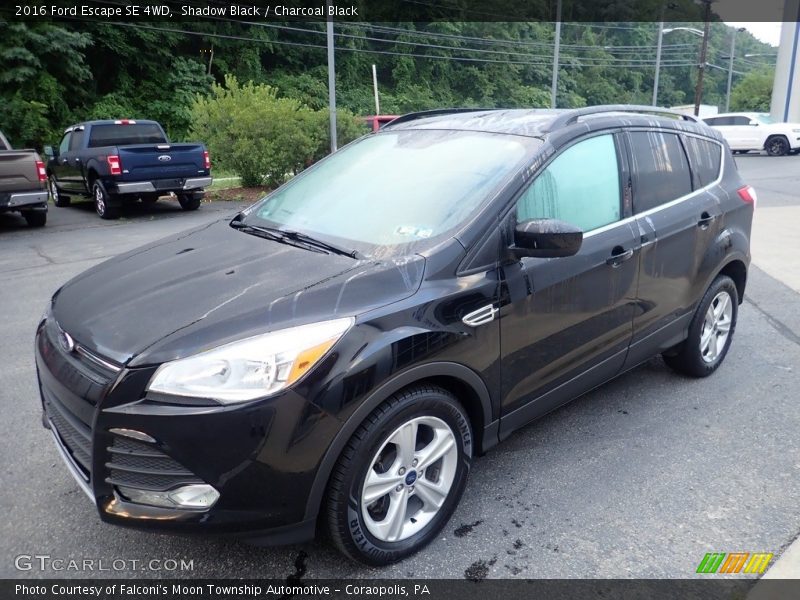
[395,226,433,238]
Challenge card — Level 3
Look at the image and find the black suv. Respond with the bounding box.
[35,105,754,565]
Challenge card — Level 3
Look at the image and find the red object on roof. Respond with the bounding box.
[363,115,400,132]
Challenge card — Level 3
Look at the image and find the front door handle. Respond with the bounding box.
[698,211,716,229]
[60,159,68,165]
[606,246,634,267]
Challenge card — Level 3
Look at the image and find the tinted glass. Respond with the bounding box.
[732,116,752,126]
[68,129,84,151]
[247,130,539,252]
[516,134,621,232]
[703,118,718,126]
[58,134,71,155]
[683,136,722,188]
[629,131,692,213]
[713,117,734,126]
[88,123,167,147]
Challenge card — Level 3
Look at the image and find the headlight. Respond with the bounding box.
[146,318,353,404]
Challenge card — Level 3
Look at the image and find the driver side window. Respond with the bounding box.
[516,134,621,232]
[58,133,71,155]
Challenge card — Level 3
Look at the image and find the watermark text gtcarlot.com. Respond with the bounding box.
[14,554,194,572]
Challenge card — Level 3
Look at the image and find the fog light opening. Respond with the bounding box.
[117,484,219,510]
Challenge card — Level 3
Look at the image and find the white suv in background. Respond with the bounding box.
[702,112,800,156]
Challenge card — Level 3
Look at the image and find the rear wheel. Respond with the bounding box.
[93,181,119,220]
[178,192,201,211]
[765,135,790,157]
[23,211,46,227]
[663,275,738,377]
[49,175,70,207]
[326,385,472,565]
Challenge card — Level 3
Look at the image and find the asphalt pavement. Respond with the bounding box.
[0,163,798,580]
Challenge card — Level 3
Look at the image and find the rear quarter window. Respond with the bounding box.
[628,131,693,213]
[683,136,722,188]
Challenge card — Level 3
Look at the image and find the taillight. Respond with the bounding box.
[35,160,47,182]
[203,150,211,170]
[737,185,757,208]
[107,155,122,176]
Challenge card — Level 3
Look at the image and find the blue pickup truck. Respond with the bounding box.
[45,120,212,219]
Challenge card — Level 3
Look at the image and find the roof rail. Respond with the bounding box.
[545,104,699,132]
[382,108,499,129]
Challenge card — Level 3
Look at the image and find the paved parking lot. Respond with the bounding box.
[1,161,798,580]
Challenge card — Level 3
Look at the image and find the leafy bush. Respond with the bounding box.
[190,75,367,187]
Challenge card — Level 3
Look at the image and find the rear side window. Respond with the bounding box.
[683,136,722,188]
[516,134,621,232]
[628,131,692,213]
[88,123,167,147]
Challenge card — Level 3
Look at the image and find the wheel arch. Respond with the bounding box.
[303,361,495,524]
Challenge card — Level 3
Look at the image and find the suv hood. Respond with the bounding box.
[52,219,425,366]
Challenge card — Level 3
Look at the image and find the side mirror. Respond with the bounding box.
[749,121,760,126]
[512,218,583,258]
[44,145,55,158]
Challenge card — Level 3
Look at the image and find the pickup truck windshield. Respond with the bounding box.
[88,123,167,147]
[245,129,539,253]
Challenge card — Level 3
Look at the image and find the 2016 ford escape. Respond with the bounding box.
[35,106,754,565]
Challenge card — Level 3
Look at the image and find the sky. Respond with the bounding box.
[726,22,783,47]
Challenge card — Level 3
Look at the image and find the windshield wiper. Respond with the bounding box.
[278,229,364,259]
[230,220,362,259]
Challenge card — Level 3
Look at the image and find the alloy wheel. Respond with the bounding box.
[700,291,733,363]
[361,416,457,543]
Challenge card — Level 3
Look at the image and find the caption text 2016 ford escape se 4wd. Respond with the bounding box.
[36,106,754,565]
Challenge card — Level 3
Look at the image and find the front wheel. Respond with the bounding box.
[93,181,119,220]
[765,136,790,157]
[326,386,473,565]
[49,175,70,207]
[663,275,738,377]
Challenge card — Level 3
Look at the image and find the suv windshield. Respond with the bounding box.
[244,129,539,255]
[756,114,776,125]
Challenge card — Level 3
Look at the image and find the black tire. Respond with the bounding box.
[92,181,119,220]
[23,211,46,227]
[765,135,790,157]
[326,385,473,566]
[178,193,201,211]
[663,275,739,377]
[49,175,70,207]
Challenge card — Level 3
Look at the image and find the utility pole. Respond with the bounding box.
[326,0,337,152]
[653,21,664,106]
[550,0,562,108]
[693,0,713,117]
[725,28,745,112]
[372,64,380,115]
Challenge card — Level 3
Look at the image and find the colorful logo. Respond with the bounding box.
[696,552,773,574]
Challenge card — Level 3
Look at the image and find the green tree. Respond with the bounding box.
[730,69,774,112]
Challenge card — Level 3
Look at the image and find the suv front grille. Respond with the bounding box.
[105,436,203,492]
[44,388,92,478]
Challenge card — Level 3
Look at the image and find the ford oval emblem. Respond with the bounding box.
[58,328,75,353]
[158,155,172,162]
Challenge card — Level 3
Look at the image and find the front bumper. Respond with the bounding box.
[110,177,213,195]
[34,318,337,544]
[0,190,48,210]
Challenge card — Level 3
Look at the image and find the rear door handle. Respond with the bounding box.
[698,211,716,229]
[606,246,634,267]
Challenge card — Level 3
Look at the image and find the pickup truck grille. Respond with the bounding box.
[105,436,203,492]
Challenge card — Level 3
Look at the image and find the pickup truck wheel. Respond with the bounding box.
[49,176,70,207]
[765,135,789,157]
[23,211,47,227]
[178,193,201,211]
[93,181,119,220]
